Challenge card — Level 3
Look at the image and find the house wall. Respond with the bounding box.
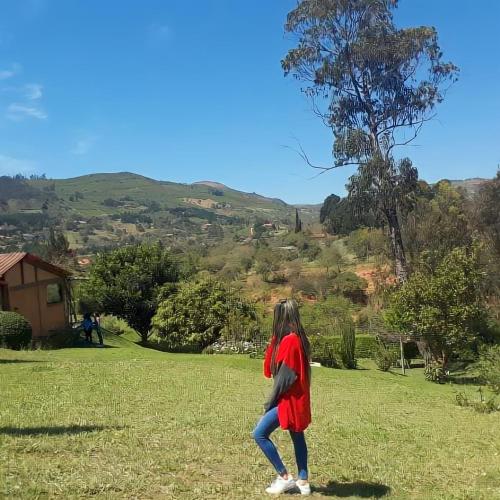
[5,261,68,337]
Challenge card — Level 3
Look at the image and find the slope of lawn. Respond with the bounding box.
[1,336,499,499]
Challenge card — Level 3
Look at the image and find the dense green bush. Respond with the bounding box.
[385,245,489,374]
[310,334,378,367]
[300,296,354,336]
[310,336,343,368]
[42,328,80,349]
[354,335,379,358]
[332,272,368,303]
[346,228,389,259]
[0,312,32,349]
[373,343,399,371]
[340,319,356,369]
[476,345,500,395]
[152,278,256,350]
[100,315,137,337]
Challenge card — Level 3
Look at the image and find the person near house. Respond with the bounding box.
[252,299,312,496]
[81,313,94,343]
[93,313,103,346]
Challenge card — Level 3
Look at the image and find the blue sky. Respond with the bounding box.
[0,0,498,204]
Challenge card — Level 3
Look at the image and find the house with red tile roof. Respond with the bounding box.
[0,253,71,338]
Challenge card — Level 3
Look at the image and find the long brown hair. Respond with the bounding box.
[271,301,284,341]
[270,299,311,377]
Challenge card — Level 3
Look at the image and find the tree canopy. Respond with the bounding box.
[152,278,256,350]
[283,0,458,282]
[81,242,180,343]
[283,0,458,167]
[385,245,489,372]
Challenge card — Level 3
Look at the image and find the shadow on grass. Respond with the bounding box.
[73,341,118,349]
[0,359,42,364]
[447,375,482,386]
[314,481,391,498]
[0,425,123,437]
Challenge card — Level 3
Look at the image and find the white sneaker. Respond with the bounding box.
[265,475,296,495]
[296,480,311,496]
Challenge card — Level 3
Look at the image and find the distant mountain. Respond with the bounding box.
[21,172,292,216]
[0,172,299,254]
[448,178,487,195]
[193,181,228,190]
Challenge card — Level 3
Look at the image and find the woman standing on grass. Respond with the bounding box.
[253,299,312,496]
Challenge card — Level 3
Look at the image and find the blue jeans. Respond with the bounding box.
[252,406,308,480]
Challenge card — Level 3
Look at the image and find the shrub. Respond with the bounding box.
[332,272,368,303]
[309,332,378,362]
[152,279,256,350]
[476,345,500,395]
[340,319,356,369]
[310,336,343,368]
[353,334,379,358]
[425,363,446,383]
[373,343,398,371]
[221,310,261,343]
[385,245,489,374]
[100,315,136,337]
[346,228,389,259]
[299,296,353,336]
[290,274,330,298]
[455,388,499,414]
[0,312,32,349]
[42,328,80,349]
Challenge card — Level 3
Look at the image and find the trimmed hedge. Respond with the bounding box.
[310,334,381,366]
[356,335,379,358]
[42,328,80,349]
[310,335,343,368]
[0,311,32,349]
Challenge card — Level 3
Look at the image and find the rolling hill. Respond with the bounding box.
[0,172,297,254]
[26,172,291,217]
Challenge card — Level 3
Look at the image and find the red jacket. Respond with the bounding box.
[264,333,311,432]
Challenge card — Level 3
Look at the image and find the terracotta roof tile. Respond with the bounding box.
[0,252,27,277]
[0,252,70,278]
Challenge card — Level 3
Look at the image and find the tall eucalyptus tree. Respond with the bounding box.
[283,0,458,281]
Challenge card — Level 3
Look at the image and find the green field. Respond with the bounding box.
[1,336,499,499]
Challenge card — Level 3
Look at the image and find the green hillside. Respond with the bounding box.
[0,173,296,254]
[27,172,290,216]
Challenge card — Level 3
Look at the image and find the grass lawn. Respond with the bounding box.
[1,335,499,499]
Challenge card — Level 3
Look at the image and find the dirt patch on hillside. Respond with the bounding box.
[355,264,396,294]
[183,198,218,209]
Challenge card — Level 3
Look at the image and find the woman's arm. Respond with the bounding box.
[264,362,297,412]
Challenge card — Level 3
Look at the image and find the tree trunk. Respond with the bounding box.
[139,331,150,345]
[416,340,432,367]
[385,207,408,283]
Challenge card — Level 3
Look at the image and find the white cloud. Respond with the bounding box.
[25,83,43,100]
[0,63,21,81]
[7,102,47,121]
[71,135,97,155]
[0,154,38,176]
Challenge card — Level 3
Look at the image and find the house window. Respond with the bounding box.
[47,283,63,304]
